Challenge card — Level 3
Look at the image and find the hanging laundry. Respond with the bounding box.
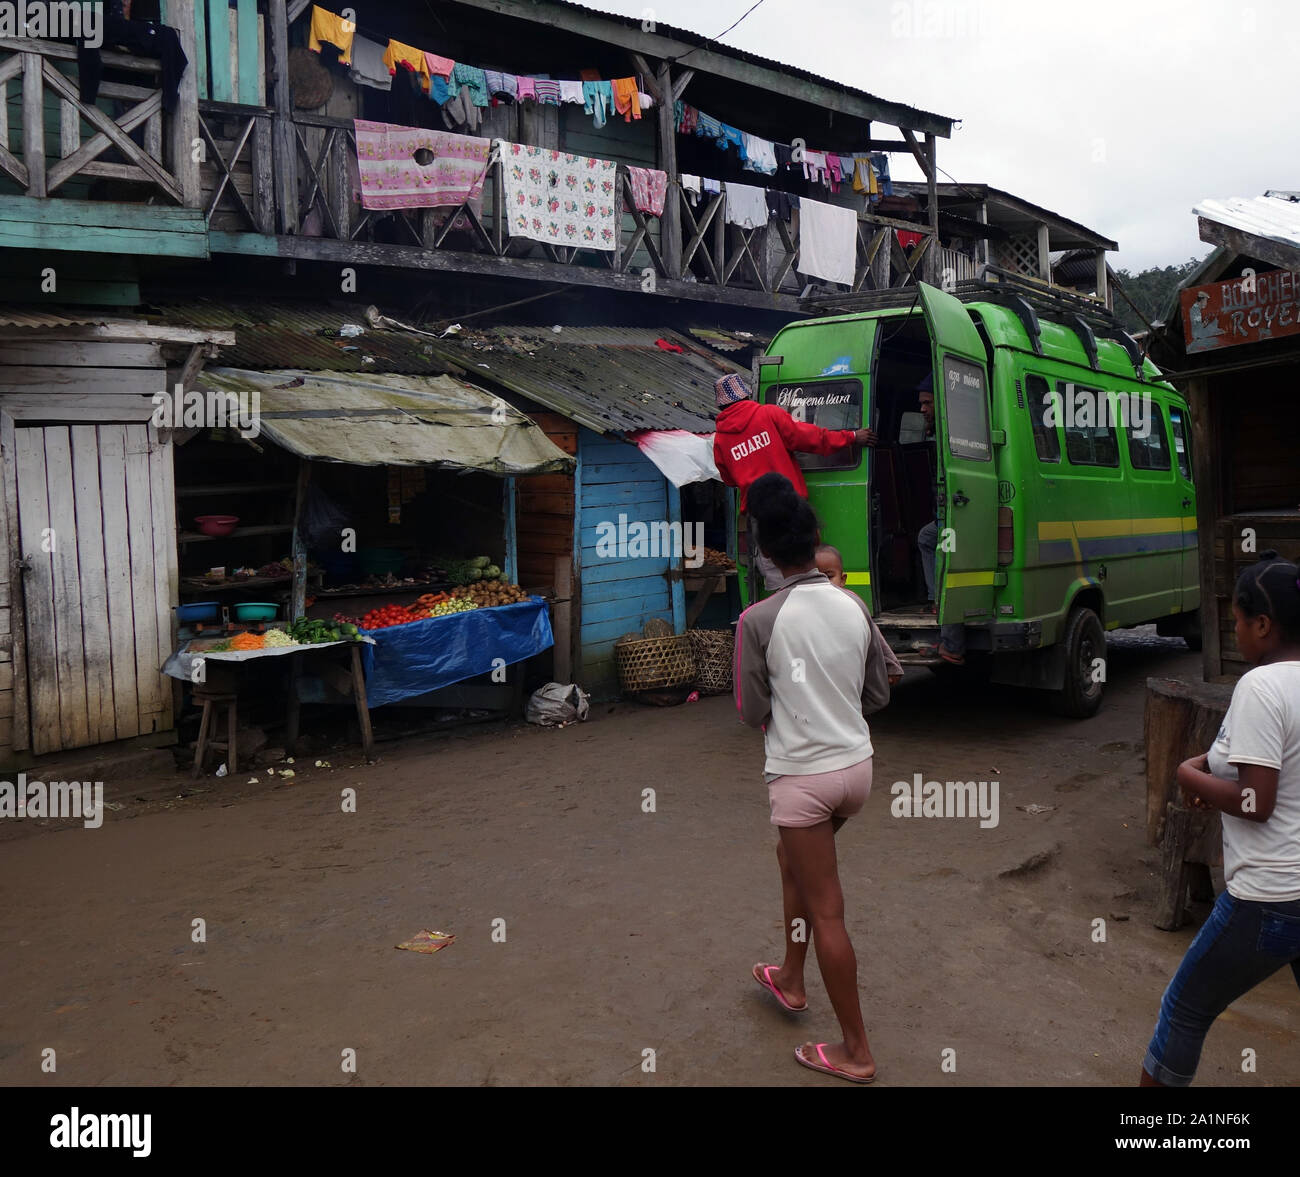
[803,150,828,185]
[741,133,777,176]
[452,63,490,107]
[485,70,517,101]
[308,5,354,66]
[424,52,455,80]
[429,74,452,104]
[724,181,768,230]
[611,77,641,122]
[716,123,745,157]
[680,173,701,205]
[696,112,723,140]
[383,40,431,93]
[354,120,491,211]
[516,76,537,102]
[675,102,699,134]
[559,80,585,104]
[774,143,793,172]
[582,80,613,128]
[897,229,924,250]
[441,86,482,132]
[869,152,893,196]
[851,154,876,196]
[626,166,668,216]
[497,141,619,251]
[702,177,721,196]
[826,154,843,193]
[534,78,561,104]
[639,92,655,110]
[837,155,856,180]
[766,189,797,222]
[346,35,391,91]
[797,197,857,287]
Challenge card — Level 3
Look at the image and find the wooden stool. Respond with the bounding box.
[192,691,238,778]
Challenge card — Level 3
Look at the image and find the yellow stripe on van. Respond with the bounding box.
[1038,516,1188,541]
[844,571,871,586]
[945,571,996,588]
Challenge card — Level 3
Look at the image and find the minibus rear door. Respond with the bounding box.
[918,283,999,630]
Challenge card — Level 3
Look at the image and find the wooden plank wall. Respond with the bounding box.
[516,411,576,591]
[577,428,674,699]
[1212,511,1300,679]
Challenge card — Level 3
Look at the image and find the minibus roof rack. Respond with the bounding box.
[801,266,1149,379]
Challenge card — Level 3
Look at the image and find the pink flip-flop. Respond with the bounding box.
[752,963,807,1012]
[794,1042,876,1084]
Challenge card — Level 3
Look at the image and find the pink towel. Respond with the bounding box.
[627,166,667,217]
[516,75,537,102]
[353,119,490,211]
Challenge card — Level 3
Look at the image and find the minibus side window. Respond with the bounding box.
[1127,402,1171,471]
[1168,406,1193,479]
[1026,375,1060,462]
[1059,382,1119,467]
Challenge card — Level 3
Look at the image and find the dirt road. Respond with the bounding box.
[1,630,1296,1086]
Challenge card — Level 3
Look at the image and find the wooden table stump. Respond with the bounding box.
[1144,676,1233,930]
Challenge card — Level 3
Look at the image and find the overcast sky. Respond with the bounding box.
[595,0,1298,272]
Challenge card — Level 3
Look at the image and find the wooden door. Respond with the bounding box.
[12,423,177,755]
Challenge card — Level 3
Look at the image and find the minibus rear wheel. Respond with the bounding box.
[1052,605,1106,719]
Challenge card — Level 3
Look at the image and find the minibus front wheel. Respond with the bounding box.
[1051,605,1106,719]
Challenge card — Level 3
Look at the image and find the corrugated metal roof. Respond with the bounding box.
[198,368,575,474]
[423,326,746,434]
[1193,193,1300,259]
[149,301,455,374]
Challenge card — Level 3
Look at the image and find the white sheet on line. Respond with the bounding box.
[797,197,857,287]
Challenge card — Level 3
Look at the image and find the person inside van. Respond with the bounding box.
[1140,552,1300,1086]
[912,376,966,665]
[714,372,876,591]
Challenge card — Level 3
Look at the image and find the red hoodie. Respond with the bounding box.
[713,400,856,509]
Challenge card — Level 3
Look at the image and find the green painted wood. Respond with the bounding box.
[187,0,211,100]
[207,0,233,103]
[0,195,207,231]
[208,228,281,256]
[236,0,260,106]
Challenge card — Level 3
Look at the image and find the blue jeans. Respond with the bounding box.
[1144,890,1300,1086]
[917,519,965,655]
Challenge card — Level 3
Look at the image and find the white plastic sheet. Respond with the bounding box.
[630,429,719,487]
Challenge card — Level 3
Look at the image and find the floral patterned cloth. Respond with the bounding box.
[354,120,491,211]
[626,166,667,217]
[497,141,618,251]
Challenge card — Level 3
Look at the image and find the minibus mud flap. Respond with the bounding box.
[987,622,1065,689]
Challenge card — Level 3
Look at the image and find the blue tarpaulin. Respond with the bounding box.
[361,597,553,707]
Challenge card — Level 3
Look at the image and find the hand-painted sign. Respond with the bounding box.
[1181,269,1300,353]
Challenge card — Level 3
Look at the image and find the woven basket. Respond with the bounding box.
[688,628,734,695]
[642,617,673,639]
[616,633,696,692]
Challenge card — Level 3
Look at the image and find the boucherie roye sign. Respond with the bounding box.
[1181,269,1300,354]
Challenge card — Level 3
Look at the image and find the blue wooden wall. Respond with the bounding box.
[576,428,682,699]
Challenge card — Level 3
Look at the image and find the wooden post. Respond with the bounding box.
[976,201,990,269]
[268,0,298,234]
[1037,222,1052,284]
[290,458,310,620]
[167,0,202,208]
[924,132,939,285]
[350,643,375,761]
[656,62,682,280]
[1095,249,1109,307]
[252,114,274,234]
[22,53,45,197]
[552,554,572,683]
[1186,375,1219,678]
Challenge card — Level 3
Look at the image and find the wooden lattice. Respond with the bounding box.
[995,234,1040,277]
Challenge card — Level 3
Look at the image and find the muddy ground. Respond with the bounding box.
[1,628,1296,1087]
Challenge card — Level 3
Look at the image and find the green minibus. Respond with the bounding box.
[741,277,1199,717]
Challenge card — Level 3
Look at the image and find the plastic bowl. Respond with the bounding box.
[231,602,279,622]
[195,514,239,537]
[175,601,220,623]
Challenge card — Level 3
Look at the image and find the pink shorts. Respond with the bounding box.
[768,758,873,828]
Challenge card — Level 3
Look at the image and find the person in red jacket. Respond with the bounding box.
[714,372,875,590]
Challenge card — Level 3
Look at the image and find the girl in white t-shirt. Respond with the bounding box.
[1141,552,1300,1086]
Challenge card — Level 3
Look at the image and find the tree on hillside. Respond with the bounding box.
[1110,258,1207,334]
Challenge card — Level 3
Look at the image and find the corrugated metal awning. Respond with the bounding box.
[424,326,747,435]
[1193,193,1300,264]
[199,368,575,475]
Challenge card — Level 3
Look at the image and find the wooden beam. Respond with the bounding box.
[209,230,808,313]
[629,52,662,104]
[1095,249,1109,307]
[1037,222,1052,284]
[1186,375,1220,680]
[900,128,931,178]
[671,68,695,103]
[21,53,44,197]
[268,0,298,234]
[168,0,202,207]
[0,323,235,345]
[924,131,939,285]
[656,62,682,280]
[287,0,311,21]
[441,0,954,137]
[1197,217,1300,273]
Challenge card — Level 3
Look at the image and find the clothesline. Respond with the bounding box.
[305,4,896,200]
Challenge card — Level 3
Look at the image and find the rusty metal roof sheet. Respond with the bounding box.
[0,310,116,329]
[148,301,455,375]
[198,368,575,474]
[422,326,747,434]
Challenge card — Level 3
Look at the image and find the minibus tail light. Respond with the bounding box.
[997,505,1014,566]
